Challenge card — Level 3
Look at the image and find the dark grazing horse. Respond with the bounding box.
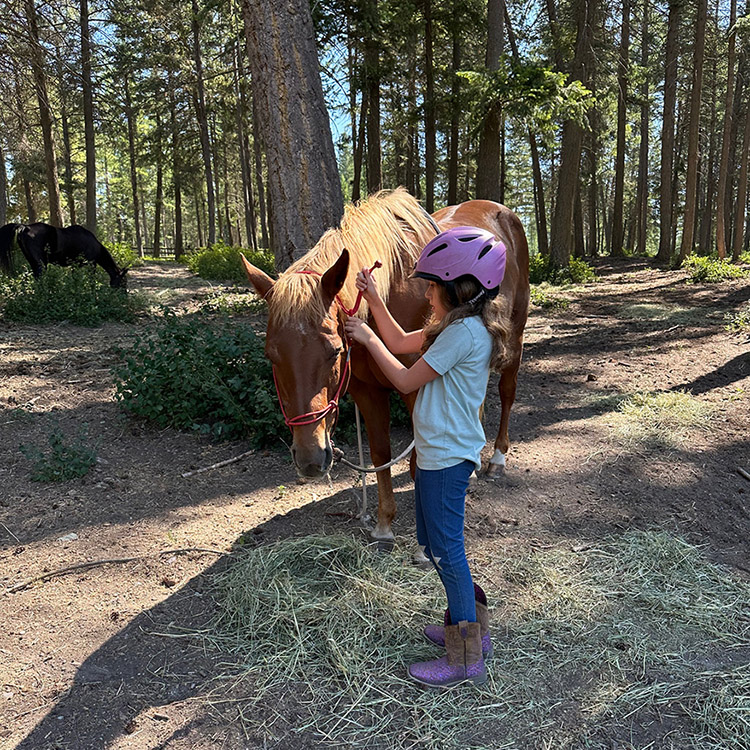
[1,222,128,288]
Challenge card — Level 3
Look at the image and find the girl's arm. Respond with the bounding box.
[356,269,423,354]
[345,317,438,394]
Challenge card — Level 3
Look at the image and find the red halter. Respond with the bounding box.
[272,260,381,429]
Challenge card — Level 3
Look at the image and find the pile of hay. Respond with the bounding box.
[206,532,750,749]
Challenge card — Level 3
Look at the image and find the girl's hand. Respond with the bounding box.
[355,267,379,301]
[345,316,375,346]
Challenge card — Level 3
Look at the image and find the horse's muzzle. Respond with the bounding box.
[291,443,334,477]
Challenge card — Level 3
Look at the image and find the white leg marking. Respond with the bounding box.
[489,449,506,467]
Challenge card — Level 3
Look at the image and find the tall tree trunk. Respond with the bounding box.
[635,0,650,256]
[549,0,594,269]
[25,0,63,226]
[222,138,232,243]
[424,0,436,212]
[251,95,269,248]
[192,0,216,245]
[588,142,598,256]
[716,0,737,258]
[678,0,708,263]
[24,179,36,224]
[732,88,750,260]
[657,0,681,263]
[727,61,745,249]
[447,2,461,205]
[140,189,149,249]
[612,0,630,257]
[80,0,96,233]
[241,0,344,267]
[363,0,381,194]
[236,41,257,250]
[476,0,505,201]
[574,184,584,257]
[210,114,223,243]
[352,90,367,202]
[124,76,142,255]
[700,15,718,257]
[169,86,184,259]
[0,139,7,226]
[153,112,163,258]
[506,3,548,252]
[57,54,76,225]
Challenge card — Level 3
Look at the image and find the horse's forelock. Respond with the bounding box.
[271,189,437,326]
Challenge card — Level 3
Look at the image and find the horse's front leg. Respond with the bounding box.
[347,380,395,540]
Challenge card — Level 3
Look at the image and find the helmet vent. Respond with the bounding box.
[427,242,448,256]
[458,235,480,242]
[478,244,493,259]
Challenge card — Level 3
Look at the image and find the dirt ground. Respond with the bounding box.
[1,260,748,750]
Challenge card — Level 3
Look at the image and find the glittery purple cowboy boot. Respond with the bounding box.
[423,583,493,658]
[408,620,487,688]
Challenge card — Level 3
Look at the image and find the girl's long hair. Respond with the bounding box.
[421,276,511,372]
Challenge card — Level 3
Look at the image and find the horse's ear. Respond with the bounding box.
[241,253,275,300]
[321,249,349,306]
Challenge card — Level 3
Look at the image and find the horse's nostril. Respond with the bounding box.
[323,446,333,472]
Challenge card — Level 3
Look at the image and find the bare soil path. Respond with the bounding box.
[1,260,748,749]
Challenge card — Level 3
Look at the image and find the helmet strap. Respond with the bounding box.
[467,289,485,306]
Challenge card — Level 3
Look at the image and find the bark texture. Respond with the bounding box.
[241,0,344,268]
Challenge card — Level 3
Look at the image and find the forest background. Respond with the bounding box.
[0,0,747,272]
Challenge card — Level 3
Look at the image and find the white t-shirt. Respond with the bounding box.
[413,316,492,471]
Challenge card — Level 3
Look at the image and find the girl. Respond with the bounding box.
[344,226,509,688]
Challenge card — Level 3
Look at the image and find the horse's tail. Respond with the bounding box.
[0,223,22,275]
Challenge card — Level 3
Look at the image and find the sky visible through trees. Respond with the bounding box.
[1,0,749,269]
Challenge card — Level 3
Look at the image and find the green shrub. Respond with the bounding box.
[108,242,143,268]
[113,312,284,444]
[0,265,144,326]
[187,241,275,283]
[725,302,750,333]
[197,290,265,317]
[21,426,97,482]
[528,254,596,284]
[530,285,571,310]
[683,255,749,283]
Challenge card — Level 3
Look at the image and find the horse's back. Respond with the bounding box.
[432,200,530,316]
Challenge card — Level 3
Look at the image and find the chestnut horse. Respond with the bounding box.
[242,188,529,541]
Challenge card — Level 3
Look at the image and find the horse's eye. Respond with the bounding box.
[329,347,343,361]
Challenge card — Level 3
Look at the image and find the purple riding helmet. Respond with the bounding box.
[413,226,507,292]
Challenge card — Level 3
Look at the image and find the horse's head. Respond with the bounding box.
[242,250,350,477]
[111,266,129,289]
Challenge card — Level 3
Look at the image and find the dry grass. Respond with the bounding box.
[202,532,750,749]
[608,390,715,449]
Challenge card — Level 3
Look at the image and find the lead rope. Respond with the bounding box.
[333,405,415,474]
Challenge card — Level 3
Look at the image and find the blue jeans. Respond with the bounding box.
[414,460,477,624]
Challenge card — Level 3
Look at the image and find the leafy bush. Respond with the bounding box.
[187,241,275,283]
[108,242,143,268]
[113,312,284,444]
[725,302,750,333]
[530,285,571,310]
[528,254,596,284]
[0,265,144,326]
[683,255,749,283]
[197,290,265,317]
[21,426,97,481]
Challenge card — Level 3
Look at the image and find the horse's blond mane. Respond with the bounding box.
[269,188,437,324]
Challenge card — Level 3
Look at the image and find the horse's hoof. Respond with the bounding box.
[376,539,395,554]
[485,462,505,478]
[370,526,395,542]
[485,449,507,478]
